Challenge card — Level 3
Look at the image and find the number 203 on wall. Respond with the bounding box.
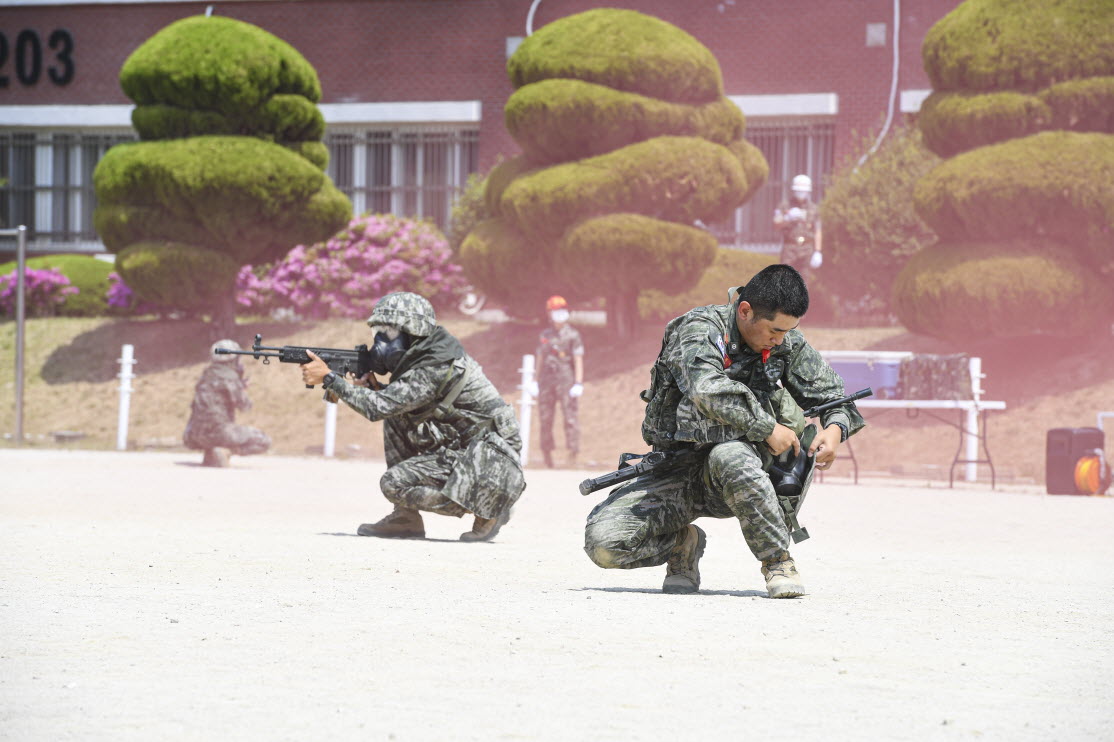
[1,29,75,87]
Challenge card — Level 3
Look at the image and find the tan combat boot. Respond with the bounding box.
[459,510,510,542]
[662,524,707,594]
[357,507,425,539]
[762,551,806,598]
[202,447,231,468]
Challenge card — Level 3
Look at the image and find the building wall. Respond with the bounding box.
[1,0,955,165]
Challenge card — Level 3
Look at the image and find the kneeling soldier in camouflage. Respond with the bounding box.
[583,265,864,597]
[300,292,525,542]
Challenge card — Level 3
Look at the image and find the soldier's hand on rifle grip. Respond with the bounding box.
[300,350,331,387]
[765,423,801,457]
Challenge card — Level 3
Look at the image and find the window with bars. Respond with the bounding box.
[708,119,835,251]
[325,125,479,234]
[0,130,136,248]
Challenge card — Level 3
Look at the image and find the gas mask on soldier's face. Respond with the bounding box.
[369,326,410,375]
[550,309,570,324]
[791,189,810,203]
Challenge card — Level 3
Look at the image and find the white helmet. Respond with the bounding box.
[791,174,812,193]
[211,339,242,362]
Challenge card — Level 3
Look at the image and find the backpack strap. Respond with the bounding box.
[429,358,472,421]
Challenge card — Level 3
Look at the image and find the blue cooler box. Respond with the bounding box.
[829,360,902,400]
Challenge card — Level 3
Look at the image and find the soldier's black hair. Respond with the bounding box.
[740,264,809,319]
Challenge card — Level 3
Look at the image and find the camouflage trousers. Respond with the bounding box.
[584,439,790,569]
[538,381,579,452]
[183,422,270,456]
[380,416,468,517]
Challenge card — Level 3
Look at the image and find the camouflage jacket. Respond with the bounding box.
[186,362,251,429]
[640,303,865,448]
[775,198,820,259]
[325,354,521,456]
[536,324,584,385]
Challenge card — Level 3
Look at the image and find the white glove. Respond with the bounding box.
[525,381,539,398]
[809,251,823,269]
[786,207,805,221]
[569,383,584,398]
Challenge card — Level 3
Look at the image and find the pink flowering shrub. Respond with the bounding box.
[106,272,167,316]
[236,213,468,319]
[0,267,79,318]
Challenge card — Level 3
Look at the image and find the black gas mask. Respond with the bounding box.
[369,330,411,375]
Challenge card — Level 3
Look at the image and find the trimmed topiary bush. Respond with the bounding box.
[917,90,1051,157]
[116,241,240,309]
[461,8,765,331]
[638,248,776,323]
[500,136,748,238]
[507,8,723,104]
[913,131,1114,271]
[0,254,115,316]
[505,79,744,164]
[892,240,1112,340]
[1039,76,1114,132]
[923,0,1114,93]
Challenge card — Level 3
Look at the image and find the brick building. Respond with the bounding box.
[0,0,960,255]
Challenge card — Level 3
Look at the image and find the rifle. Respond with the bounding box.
[214,333,375,389]
[578,387,874,497]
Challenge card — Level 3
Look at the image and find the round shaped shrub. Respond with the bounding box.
[923,0,1114,93]
[117,241,240,309]
[506,79,744,164]
[0,254,114,316]
[508,8,723,104]
[892,240,1112,341]
[500,136,747,237]
[557,213,717,295]
[94,136,351,266]
[918,90,1051,157]
[638,248,776,323]
[913,131,1114,271]
[1039,76,1114,132]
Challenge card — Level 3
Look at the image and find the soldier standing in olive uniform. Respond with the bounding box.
[183,339,272,467]
[299,292,525,542]
[529,295,585,468]
[583,265,864,598]
[774,174,823,281]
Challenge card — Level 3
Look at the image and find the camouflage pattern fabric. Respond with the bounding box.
[897,353,971,400]
[536,324,584,453]
[775,198,820,270]
[585,435,818,567]
[585,299,862,568]
[366,291,438,337]
[182,362,271,455]
[327,353,525,520]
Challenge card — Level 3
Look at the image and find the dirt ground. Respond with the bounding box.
[2,448,1112,741]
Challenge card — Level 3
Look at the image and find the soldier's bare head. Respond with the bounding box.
[735,265,808,352]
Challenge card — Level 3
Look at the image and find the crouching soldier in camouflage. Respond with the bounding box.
[583,265,864,597]
[183,340,272,467]
[299,292,526,542]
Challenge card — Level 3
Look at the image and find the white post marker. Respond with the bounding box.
[323,397,338,457]
[966,356,984,483]
[116,344,136,451]
[518,354,536,466]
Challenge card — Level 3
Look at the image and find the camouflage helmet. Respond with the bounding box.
[211,339,242,362]
[366,292,437,337]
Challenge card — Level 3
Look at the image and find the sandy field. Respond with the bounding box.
[2,448,1112,741]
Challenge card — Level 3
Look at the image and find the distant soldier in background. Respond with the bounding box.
[773,174,823,281]
[184,340,271,467]
[527,295,585,468]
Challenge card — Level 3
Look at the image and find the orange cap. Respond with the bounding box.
[546,295,568,311]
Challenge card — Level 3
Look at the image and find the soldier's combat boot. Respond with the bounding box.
[459,509,510,542]
[357,507,425,539]
[762,551,806,598]
[202,447,230,468]
[662,524,706,594]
